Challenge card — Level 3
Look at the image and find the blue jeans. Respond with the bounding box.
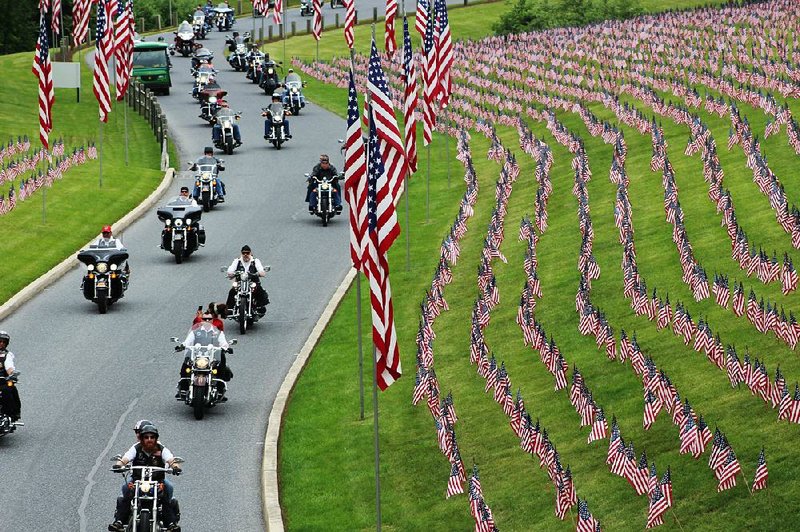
[121,478,173,500]
[212,124,241,142]
[264,119,290,137]
[309,189,342,210]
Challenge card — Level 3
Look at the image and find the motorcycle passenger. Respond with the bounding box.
[306,154,342,214]
[262,92,291,140]
[97,225,131,276]
[109,424,181,532]
[211,106,242,147]
[175,316,233,398]
[226,245,269,315]
[0,331,21,423]
[190,147,226,201]
[125,420,174,500]
[193,302,225,330]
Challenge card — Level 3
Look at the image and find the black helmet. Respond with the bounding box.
[204,146,214,154]
[233,31,239,37]
[139,424,159,438]
[133,419,154,434]
[0,330,8,347]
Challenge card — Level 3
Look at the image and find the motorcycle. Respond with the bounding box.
[198,89,227,123]
[222,265,271,334]
[245,51,265,84]
[190,47,214,74]
[77,245,129,314]
[330,0,345,7]
[191,11,207,39]
[190,161,224,211]
[306,172,343,226]
[191,66,217,99]
[262,104,288,149]
[282,72,306,116]
[170,21,197,57]
[0,372,23,438]
[299,0,313,16]
[157,201,204,264]
[211,107,241,155]
[226,42,249,72]
[172,338,236,419]
[110,459,184,532]
[213,6,235,31]
[258,60,281,95]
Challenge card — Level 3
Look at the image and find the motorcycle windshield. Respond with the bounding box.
[158,203,203,222]
[196,163,217,174]
[77,248,129,266]
[285,73,302,87]
[194,48,213,58]
[188,322,223,346]
[215,109,236,120]
[268,102,284,115]
[193,12,205,22]
[178,22,193,33]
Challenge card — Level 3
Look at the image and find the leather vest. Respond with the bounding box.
[132,442,167,481]
[235,259,258,275]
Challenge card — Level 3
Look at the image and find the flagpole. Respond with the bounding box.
[401,1,410,271]
[351,48,365,422]
[368,26,382,531]
[670,508,686,532]
[282,0,286,64]
[98,121,104,188]
[445,125,450,188]
[426,142,430,222]
[123,98,129,166]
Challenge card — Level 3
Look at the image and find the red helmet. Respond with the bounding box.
[102,225,112,233]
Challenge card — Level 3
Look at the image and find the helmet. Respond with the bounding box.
[139,424,159,438]
[233,31,239,37]
[271,92,282,100]
[102,225,112,233]
[288,68,294,73]
[241,244,251,253]
[133,419,154,433]
[0,331,9,347]
[204,146,214,154]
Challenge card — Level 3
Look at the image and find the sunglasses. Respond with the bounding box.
[202,317,213,321]
[242,251,251,255]
[142,435,157,440]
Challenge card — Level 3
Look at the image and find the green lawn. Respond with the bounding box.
[0,52,165,304]
[274,1,799,529]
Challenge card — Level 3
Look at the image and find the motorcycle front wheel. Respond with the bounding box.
[238,303,248,335]
[192,389,205,420]
[96,288,109,314]
[174,240,184,264]
[226,139,233,155]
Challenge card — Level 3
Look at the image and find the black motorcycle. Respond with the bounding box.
[307,172,343,226]
[157,201,205,264]
[223,265,270,334]
[172,337,236,419]
[299,0,313,16]
[258,60,281,94]
[0,372,23,437]
[245,51,265,84]
[190,47,214,75]
[77,246,129,314]
[225,33,250,72]
[262,104,289,150]
[212,107,242,155]
[110,458,184,531]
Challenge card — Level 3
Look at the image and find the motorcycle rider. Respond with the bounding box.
[226,245,269,315]
[109,424,181,532]
[190,146,226,202]
[210,105,243,148]
[97,225,131,276]
[0,331,21,423]
[262,92,292,140]
[175,314,233,398]
[306,154,342,214]
[126,420,174,500]
[175,186,198,206]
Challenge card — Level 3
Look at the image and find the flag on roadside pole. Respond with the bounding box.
[401,17,418,174]
[72,0,92,46]
[312,0,323,40]
[384,0,397,57]
[93,0,113,121]
[344,68,367,271]
[33,6,54,149]
[414,0,429,37]
[421,2,438,145]
[434,0,452,106]
[114,0,135,100]
[343,0,355,48]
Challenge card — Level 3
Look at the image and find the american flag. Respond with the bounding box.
[421,4,437,146]
[576,498,599,532]
[343,0,355,48]
[414,0,429,37]
[32,8,54,149]
[273,0,283,24]
[367,38,407,201]
[72,0,92,46]
[51,0,61,34]
[717,448,741,492]
[446,461,464,498]
[93,0,113,122]
[401,17,418,174]
[344,68,368,272]
[752,447,768,491]
[365,109,401,389]
[312,0,322,40]
[433,0,452,107]
[114,0,135,100]
[384,0,398,57]
[646,483,668,528]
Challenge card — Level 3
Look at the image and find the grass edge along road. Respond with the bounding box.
[265,0,800,530]
[0,51,167,306]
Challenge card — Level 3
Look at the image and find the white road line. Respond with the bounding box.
[78,397,139,532]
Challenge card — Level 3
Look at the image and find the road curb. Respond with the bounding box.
[0,168,176,323]
[262,267,357,531]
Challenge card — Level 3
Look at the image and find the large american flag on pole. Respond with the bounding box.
[345,67,368,271]
[367,38,408,200]
[343,0,355,48]
[93,0,113,122]
[114,0,135,100]
[384,0,398,57]
[51,0,62,35]
[72,0,92,46]
[434,0,452,107]
[32,8,54,149]
[421,4,438,146]
[414,0,429,37]
[402,16,418,174]
[366,108,401,389]
[312,0,322,40]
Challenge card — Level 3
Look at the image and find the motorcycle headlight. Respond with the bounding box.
[267,68,274,74]
[201,172,212,180]
[96,262,108,273]
[291,87,298,93]
[321,183,330,190]
[87,264,95,271]
[232,281,239,288]
[209,96,218,103]
[140,481,153,493]
[186,219,192,226]
[165,219,171,226]
[223,120,231,128]
[175,219,183,227]
[110,264,118,271]
[195,356,210,369]
[250,281,257,288]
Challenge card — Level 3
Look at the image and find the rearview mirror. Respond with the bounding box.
[230,339,238,345]
[170,337,179,342]
[111,454,123,461]
[219,266,228,273]
[172,456,186,464]
[264,265,272,272]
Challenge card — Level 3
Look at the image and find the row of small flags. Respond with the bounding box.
[0,142,97,216]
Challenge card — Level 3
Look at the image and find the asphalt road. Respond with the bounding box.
[0,23,351,532]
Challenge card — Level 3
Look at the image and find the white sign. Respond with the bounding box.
[52,62,81,89]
